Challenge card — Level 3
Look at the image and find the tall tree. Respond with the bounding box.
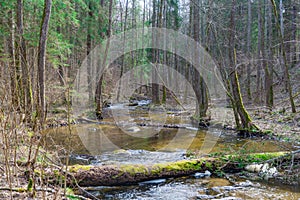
[116,0,129,102]
[290,0,297,66]
[37,0,52,121]
[8,9,18,108]
[191,0,208,118]
[151,0,160,104]
[15,0,33,117]
[256,0,263,103]
[228,0,259,132]
[270,0,296,113]
[86,0,94,105]
[264,0,273,108]
[246,0,252,101]
[95,0,113,118]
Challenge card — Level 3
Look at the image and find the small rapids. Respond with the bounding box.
[43,101,300,200]
[84,177,300,200]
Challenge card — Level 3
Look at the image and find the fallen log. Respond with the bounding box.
[75,117,194,129]
[55,152,288,187]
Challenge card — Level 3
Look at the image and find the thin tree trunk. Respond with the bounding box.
[246,0,252,101]
[152,0,160,104]
[8,10,18,108]
[184,1,193,104]
[192,0,208,118]
[228,0,259,132]
[139,0,146,94]
[256,1,262,104]
[17,0,32,118]
[37,0,52,121]
[270,0,296,113]
[264,0,273,108]
[291,1,297,66]
[116,0,128,102]
[95,0,113,118]
[86,1,93,105]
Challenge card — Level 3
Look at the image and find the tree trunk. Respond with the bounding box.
[16,0,33,118]
[228,0,259,133]
[256,0,262,104]
[139,0,146,94]
[37,0,52,122]
[151,0,160,104]
[291,1,297,66]
[86,1,93,105]
[264,1,273,108]
[95,0,113,119]
[246,0,252,101]
[270,0,296,113]
[8,10,18,108]
[116,0,128,102]
[191,0,208,119]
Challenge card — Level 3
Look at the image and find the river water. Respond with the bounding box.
[43,102,300,199]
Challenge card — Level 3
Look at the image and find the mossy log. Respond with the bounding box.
[61,152,288,187]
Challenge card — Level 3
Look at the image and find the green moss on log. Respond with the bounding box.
[120,164,149,176]
[45,151,290,186]
[68,164,92,173]
[223,152,288,163]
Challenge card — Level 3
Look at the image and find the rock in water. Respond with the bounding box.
[245,164,263,173]
[193,170,211,178]
[245,163,278,180]
[138,179,166,185]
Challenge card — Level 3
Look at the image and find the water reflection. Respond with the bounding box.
[43,123,288,165]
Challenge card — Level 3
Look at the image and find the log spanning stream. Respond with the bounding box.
[43,101,300,199]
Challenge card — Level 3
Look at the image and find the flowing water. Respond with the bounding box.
[43,102,300,199]
[85,177,300,200]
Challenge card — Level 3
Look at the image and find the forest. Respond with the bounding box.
[0,0,299,199]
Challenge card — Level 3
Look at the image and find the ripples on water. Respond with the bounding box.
[43,102,299,199]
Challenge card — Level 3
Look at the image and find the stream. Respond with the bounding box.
[43,101,300,199]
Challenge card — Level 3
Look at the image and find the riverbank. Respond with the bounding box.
[0,103,299,199]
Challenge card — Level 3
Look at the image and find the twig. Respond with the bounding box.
[37,153,100,200]
[150,63,186,110]
[275,91,300,106]
[0,187,92,200]
[263,149,300,164]
[289,154,294,172]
